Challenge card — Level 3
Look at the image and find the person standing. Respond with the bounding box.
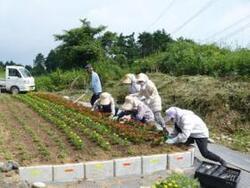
[165,107,227,166]
[85,64,102,106]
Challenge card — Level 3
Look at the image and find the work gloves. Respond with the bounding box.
[165,136,178,144]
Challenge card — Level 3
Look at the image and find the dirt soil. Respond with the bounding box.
[0,94,186,166]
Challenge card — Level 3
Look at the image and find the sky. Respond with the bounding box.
[0,0,250,66]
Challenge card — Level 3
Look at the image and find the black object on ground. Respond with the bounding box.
[195,161,241,188]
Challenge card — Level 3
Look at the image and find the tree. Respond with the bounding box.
[32,53,46,75]
[0,61,4,69]
[54,19,106,69]
[45,50,59,72]
[99,31,118,58]
[25,65,32,72]
[138,32,154,57]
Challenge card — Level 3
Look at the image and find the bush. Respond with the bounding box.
[35,69,88,91]
[152,173,200,188]
[130,41,250,77]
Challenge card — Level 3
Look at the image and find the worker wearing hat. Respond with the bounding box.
[85,64,102,106]
[136,73,167,133]
[118,95,155,123]
[121,73,141,94]
[92,92,117,117]
[165,107,227,166]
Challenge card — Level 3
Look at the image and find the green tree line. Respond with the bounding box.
[32,19,250,77]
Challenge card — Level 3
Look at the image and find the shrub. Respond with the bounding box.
[152,173,200,188]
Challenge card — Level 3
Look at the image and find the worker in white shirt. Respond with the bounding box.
[136,73,168,134]
[118,95,155,124]
[121,73,141,94]
[165,107,227,166]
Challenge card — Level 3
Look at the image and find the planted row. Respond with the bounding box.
[15,95,84,150]
[33,92,162,143]
[25,95,111,150]
[31,94,129,146]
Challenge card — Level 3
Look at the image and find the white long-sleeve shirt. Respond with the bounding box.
[171,108,209,143]
[129,81,141,94]
[138,80,162,112]
[135,100,154,122]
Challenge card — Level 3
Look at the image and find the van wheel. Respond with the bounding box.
[11,86,19,95]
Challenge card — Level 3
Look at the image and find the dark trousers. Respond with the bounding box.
[185,137,224,164]
[175,124,225,164]
[90,93,101,106]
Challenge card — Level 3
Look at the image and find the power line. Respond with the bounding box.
[205,13,250,41]
[147,0,175,30]
[171,0,215,35]
[218,21,250,41]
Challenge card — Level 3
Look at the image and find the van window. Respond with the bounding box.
[9,69,22,78]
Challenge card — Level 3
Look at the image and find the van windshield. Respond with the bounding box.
[19,68,32,78]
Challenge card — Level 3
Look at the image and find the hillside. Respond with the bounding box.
[103,73,250,153]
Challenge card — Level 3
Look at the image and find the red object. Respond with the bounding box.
[123,163,131,166]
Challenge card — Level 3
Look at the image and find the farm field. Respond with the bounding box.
[0,93,186,166]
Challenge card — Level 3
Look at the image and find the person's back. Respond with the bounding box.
[135,98,154,122]
[91,71,102,94]
[165,106,227,166]
[177,109,209,139]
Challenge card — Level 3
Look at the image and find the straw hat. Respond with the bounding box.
[122,73,135,84]
[99,92,111,105]
[121,95,135,111]
[136,73,149,83]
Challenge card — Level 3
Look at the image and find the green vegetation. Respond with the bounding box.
[0,68,4,78]
[106,73,250,152]
[152,173,200,188]
[24,19,250,153]
[28,19,249,78]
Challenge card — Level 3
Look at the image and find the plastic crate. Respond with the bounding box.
[194,161,241,188]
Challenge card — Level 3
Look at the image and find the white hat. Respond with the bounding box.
[165,107,178,122]
[99,92,112,105]
[121,95,135,111]
[122,73,135,84]
[136,73,149,83]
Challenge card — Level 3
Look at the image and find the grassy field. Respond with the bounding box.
[0,93,186,166]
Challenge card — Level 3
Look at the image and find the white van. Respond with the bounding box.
[0,66,35,94]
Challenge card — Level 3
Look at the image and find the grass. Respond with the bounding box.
[0,68,4,78]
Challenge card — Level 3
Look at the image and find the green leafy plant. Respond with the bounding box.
[152,173,200,188]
